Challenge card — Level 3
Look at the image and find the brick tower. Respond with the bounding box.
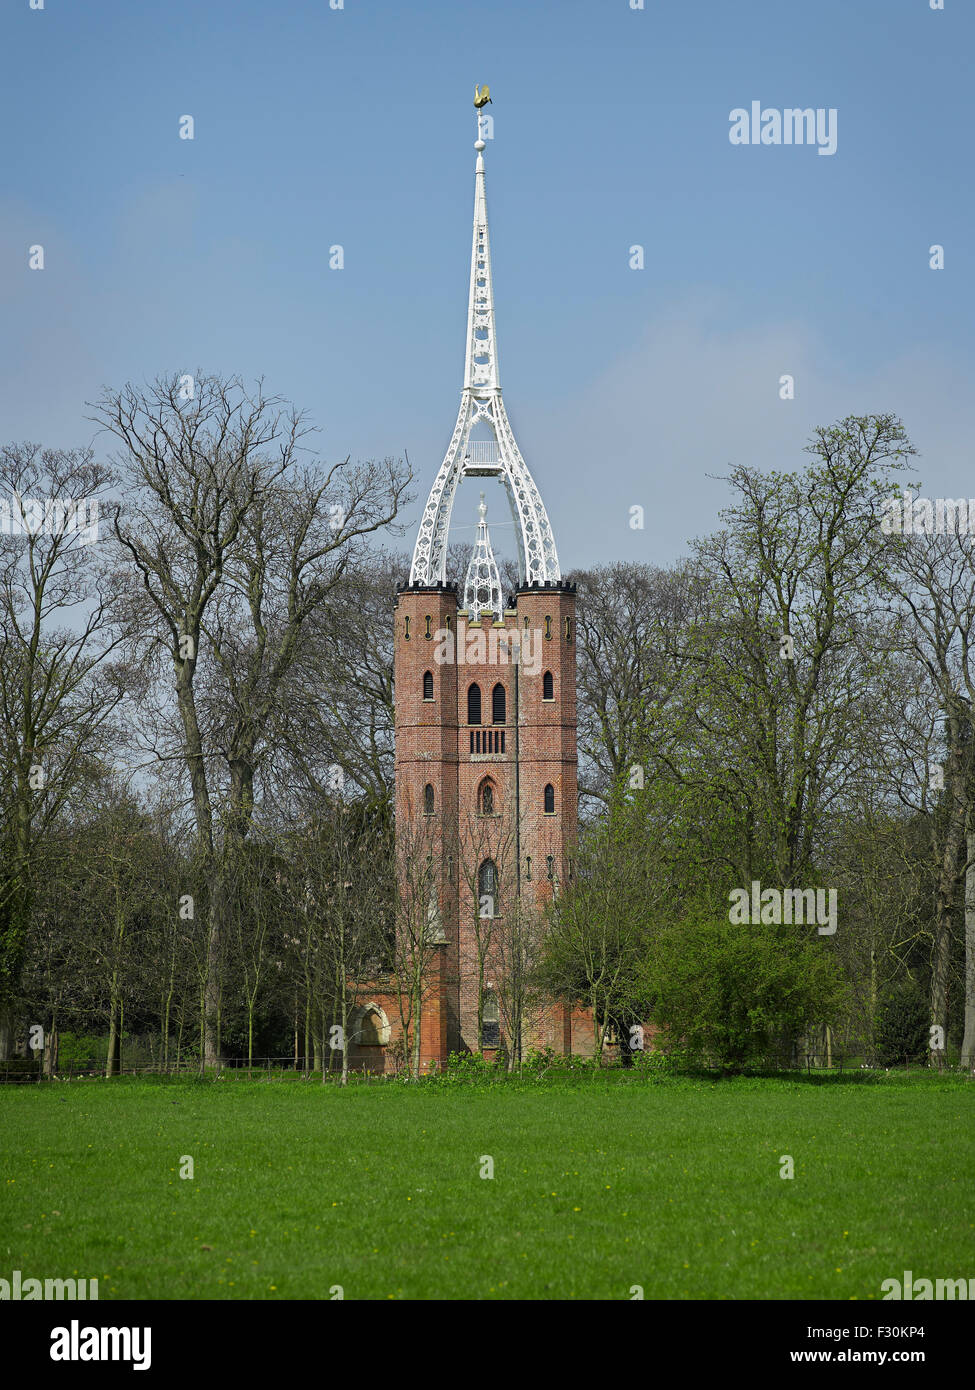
[392,92,581,1067]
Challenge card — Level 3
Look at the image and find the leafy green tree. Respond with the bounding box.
[645,910,847,1072]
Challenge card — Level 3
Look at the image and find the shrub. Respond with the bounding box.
[56,1033,108,1065]
[440,1051,503,1083]
[875,979,929,1066]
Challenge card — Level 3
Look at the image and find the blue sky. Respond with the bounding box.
[1,0,971,570]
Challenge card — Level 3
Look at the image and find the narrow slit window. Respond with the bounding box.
[544,783,555,814]
[543,670,554,701]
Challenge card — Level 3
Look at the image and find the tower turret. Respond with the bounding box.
[463,493,504,623]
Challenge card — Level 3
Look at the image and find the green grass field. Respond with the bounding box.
[2,1073,973,1300]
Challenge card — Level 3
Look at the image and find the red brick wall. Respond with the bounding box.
[393,584,462,1051]
[391,578,580,1064]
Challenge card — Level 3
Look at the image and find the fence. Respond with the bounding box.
[0,1054,344,1084]
[2,1049,971,1084]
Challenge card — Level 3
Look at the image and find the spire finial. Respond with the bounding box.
[474,83,491,152]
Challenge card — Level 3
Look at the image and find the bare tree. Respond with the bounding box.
[0,443,128,1058]
[492,892,546,1072]
[571,560,708,811]
[91,373,410,1065]
[881,530,975,1066]
[270,548,406,811]
[290,798,393,1084]
[393,811,450,1079]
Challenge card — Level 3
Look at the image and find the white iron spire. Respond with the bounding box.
[409,95,561,588]
[463,492,504,623]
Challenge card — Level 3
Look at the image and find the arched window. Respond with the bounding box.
[423,783,435,815]
[422,670,434,700]
[359,1009,382,1045]
[544,783,555,814]
[482,991,500,1049]
[478,859,498,917]
[480,780,495,815]
[543,670,554,701]
[468,683,482,725]
[492,682,506,724]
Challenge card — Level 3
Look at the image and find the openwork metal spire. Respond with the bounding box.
[409,93,561,588]
[463,492,504,622]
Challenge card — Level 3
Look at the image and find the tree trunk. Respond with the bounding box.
[0,1003,13,1063]
[477,956,485,1054]
[411,979,422,1080]
[961,825,975,1068]
[106,999,120,1078]
[931,751,966,1066]
[204,888,223,1069]
[43,1024,59,1078]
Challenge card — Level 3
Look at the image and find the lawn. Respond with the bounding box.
[1,1072,973,1300]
